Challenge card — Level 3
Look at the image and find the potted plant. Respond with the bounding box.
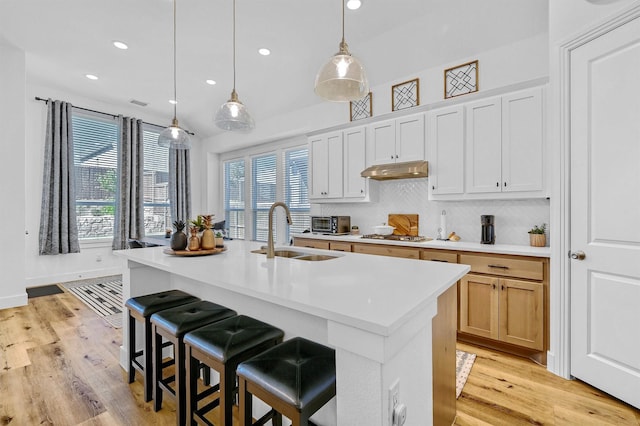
[528,223,547,247]
[215,231,224,248]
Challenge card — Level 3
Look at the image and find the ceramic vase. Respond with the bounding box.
[215,236,224,248]
[201,228,215,250]
[170,230,187,251]
[188,227,201,251]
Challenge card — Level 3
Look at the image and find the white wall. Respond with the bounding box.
[0,39,28,309]
[22,83,204,288]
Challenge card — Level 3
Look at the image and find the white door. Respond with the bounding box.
[570,15,640,409]
[369,119,396,165]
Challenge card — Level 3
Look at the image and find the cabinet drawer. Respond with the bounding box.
[294,238,330,250]
[353,244,420,259]
[330,241,352,252]
[459,254,543,280]
[420,250,457,263]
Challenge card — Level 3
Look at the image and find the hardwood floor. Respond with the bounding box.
[455,342,640,426]
[1,289,639,425]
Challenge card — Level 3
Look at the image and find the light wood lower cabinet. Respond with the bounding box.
[329,241,352,252]
[352,243,420,259]
[293,238,330,250]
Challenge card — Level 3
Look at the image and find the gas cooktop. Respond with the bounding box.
[360,234,431,242]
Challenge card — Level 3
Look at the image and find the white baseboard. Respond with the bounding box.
[0,293,28,310]
[26,266,124,288]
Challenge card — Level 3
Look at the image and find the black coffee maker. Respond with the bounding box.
[481,215,495,245]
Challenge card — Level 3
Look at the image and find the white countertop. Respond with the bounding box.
[115,240,469,336]
[294,233,551,258]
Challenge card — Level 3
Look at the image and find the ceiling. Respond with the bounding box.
[0,0,547,149]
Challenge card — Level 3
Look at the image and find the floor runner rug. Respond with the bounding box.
[456,350,476,399]
[62,275,123,328]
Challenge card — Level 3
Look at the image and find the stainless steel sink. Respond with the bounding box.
[294,254,338,261]
[251,249,338,261]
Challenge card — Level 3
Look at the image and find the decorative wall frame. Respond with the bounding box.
[444,60,478,99]
[391,78,420,111]
[350,92,373,121]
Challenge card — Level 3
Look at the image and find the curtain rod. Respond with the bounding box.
[34,96,195,136]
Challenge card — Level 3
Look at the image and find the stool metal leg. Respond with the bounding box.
[127,311,136,384]
[143,319,154,402]
[153,325,163,412]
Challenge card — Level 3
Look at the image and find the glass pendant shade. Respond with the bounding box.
[214,89,255,132]
[315,41,369,102]
[158,118,191,149]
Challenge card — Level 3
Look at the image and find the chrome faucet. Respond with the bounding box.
[267,202,292,258]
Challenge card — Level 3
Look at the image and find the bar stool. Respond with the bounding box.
[237,337,336,426]
[125,289,200,402]
[151,300,237,426]
[184,315,285,426]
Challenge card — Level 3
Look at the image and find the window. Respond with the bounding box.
[73,112,118,239]
[72,110,170,240]
[224,159,245,239]
[252,154,277,242]
[284,148,310,241]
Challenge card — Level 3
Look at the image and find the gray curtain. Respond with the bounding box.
[39,99,80,255]
[112,116,144,250]
[169,148,191,224]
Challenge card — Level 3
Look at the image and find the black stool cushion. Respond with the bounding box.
[125,290,199,317]
[150,300,236,337]
[237,337,336,410]
[184,315,284,362]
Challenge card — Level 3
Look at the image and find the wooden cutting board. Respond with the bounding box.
[388,214,419,236]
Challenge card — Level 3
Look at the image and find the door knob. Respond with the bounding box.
[570,251,586,260]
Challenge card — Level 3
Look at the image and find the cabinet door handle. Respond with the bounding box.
[492,283,496,290]
[496,182,499,187]
[501,285,505,291]
[395,154,399,159]
[504,182,507,187]
[391,155,394,159]
[360,189,364,193]
[428,259,449,263]
[432,185,435,190]
[488,264,509,269]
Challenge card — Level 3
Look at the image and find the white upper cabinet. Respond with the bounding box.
[343,126,368,199]
[309,126,375,203]
[501,88,544,193]
[428,105,465,195]
[370,113,425,165]
[466,96,503,193]
[429,86,546,200]
[309,131,343,199]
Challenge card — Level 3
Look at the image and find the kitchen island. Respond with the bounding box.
[115,239,469,426]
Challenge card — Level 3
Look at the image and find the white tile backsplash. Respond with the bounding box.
[310,178,550,246]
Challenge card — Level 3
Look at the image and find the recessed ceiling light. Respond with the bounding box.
[206,79,217,85]
[85,74,99,80]
[169,99,178,105]
[346,0,361,10]
[113,41,129,50]
[258,48,271,56]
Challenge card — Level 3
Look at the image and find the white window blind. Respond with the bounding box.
[72,111,118,239]
[224,159,245,239]
[72,110,170,240]
[141,125,170,236]
[284,147,310,240]
[252,154,277,242]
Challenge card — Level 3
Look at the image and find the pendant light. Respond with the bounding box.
[214,0,255,132]
[314,0,369,102]
[158,0,191,149]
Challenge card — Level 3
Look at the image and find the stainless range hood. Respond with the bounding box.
[360,160,428,181]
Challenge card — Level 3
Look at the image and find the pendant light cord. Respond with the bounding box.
[232,0,237,92]
[341,0,345,44]
[172,0,178,121]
